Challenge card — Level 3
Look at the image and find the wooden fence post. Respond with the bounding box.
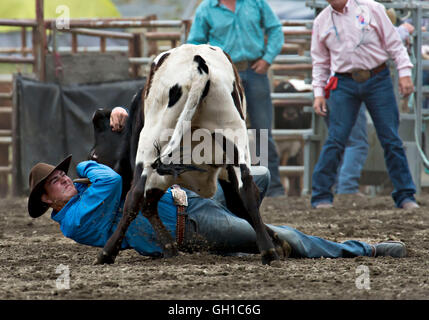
[130,33,142,78]
[147,15,158,56]
[11,74,20,196]
[21,27,27,57]
[34,0,46,81]
[100,36,106,53]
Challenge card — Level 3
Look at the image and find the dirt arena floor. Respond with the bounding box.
[0,193,428,301]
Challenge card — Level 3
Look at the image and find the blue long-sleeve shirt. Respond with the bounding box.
[51,161,178,256]
[187,0,284,64]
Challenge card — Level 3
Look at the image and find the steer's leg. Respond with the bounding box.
[95,164,146,265]
[219,172,291,260]
[225,164,277,265]
[141,188,178,258]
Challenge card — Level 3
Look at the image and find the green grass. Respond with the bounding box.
[0,63,33,75]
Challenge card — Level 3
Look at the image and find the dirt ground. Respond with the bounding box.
[0,193,428,300]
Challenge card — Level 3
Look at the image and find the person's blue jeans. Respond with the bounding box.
[183,166,373,258]
[311,68,416,208]
[325,104,369,194]
[423,70,429,109]
[239,68,285,196]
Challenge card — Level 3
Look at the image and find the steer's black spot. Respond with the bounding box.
[168,84,182,108]
[231,81,244,120]
[201,80,210,100]
[194,55,209,74]
[136,162,143,175]
[156,52,170,70]
[145,62,156,98]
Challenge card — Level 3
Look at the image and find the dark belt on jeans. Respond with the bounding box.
[171,185,188,246]
[176,206,187,246]
[336,62,387,83]
[233,59,260,72]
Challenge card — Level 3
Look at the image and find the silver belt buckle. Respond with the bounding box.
[351,70,371,82]
[171,184,188,207]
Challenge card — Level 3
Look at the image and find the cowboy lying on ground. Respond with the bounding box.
[27,107,407,261]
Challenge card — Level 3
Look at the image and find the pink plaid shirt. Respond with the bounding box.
[311,0,413,97]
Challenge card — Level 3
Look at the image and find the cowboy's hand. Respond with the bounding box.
[251,59,270,74]
[313,96,328,117]
[398,76,414,98]
[110,107,128,132]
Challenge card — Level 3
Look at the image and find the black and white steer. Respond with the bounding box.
[95,44,290,265]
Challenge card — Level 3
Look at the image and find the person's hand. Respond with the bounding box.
[422,45,429,60]
[400,22,415,35]
[110,107,128,132]
[398,76,414,98]
[251,59,270,74]
[313,96,328,117]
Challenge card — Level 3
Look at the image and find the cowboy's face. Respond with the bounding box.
[327,0,348,11]
[41,169,77,206]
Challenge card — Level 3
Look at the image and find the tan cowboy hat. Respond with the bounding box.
[27,155,72,218]
[386,8,397,25]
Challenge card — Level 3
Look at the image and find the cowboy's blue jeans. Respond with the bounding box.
[183,166,373,258]
[238,68,285,196]
[311,68,416,207]
[325,104,369,194]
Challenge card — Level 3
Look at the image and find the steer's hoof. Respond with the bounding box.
[162,242,179,258]
[94,250,116,265]
[272,233,292,259]
[261,248,280,266]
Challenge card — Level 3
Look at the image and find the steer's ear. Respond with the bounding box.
[92,108,111,132]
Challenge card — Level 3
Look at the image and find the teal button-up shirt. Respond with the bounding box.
[187,0,284,64]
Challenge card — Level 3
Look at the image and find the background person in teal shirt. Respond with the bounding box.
[187,0,286,197]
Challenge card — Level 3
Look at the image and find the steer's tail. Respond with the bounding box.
[159,54,211,164]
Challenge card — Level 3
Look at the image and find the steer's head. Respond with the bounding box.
[88,108,124,169]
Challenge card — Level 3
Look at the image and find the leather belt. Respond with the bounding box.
[233,59,259,72]
[176,206,186,246]
[171,185,188,246]
[336,63,387,83]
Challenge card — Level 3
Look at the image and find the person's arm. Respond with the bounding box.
[59,161,122,240]
[396,23,414,43]
[311,19,331,116]
[259,0,284,65]
[187,6,209,45]
[372,2,414,97]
